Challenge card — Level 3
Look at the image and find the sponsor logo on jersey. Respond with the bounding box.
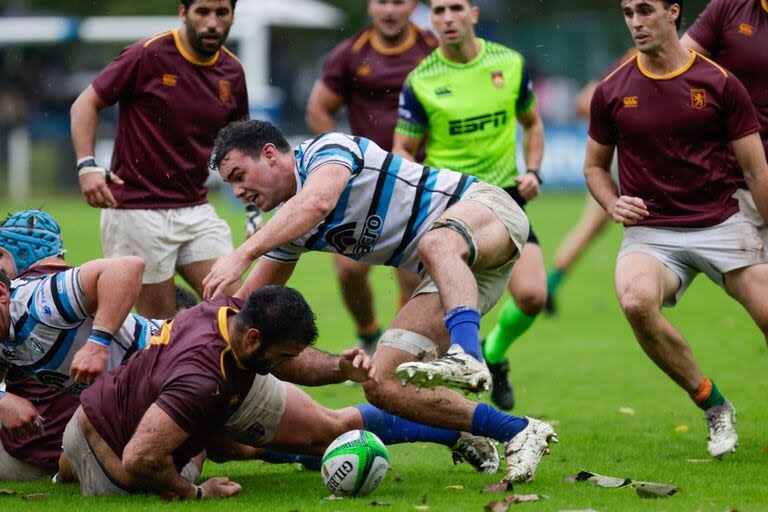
[691,89,707,110]
[43,305,52,316]
[325,216,382,255]
[219,80,231,102]
[623,96,639,108]
[449,111,508,135]
[492,70,504,89]
[162,73,178,86]
[738,23,754,36]
[29,337,44,353]
[435,86,452,96]
[2,349,19,361]
[356,64,372,77]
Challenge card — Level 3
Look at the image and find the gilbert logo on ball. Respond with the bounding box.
[321,430,389,497]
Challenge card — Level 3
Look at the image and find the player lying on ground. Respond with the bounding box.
[585,0,768,458]
[60,286,497,498]
[203,120,557,483]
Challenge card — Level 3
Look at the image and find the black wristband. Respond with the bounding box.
[76,158,97,171]
[526,169,543,185]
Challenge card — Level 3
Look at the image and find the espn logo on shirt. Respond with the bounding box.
[449,111,508,135]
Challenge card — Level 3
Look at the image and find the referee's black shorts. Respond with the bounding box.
[503,186,539,245]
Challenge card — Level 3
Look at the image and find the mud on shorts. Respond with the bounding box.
[62,414,199,496]
[618,212,768,307]
[382,182,530,359]
[101,203,233,284]
[222,373,287,447]
[0,440,50,481]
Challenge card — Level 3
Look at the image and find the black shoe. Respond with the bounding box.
[488,359,515,410]
[544,292,558,316]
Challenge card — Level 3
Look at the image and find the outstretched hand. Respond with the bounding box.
[339,347,374,383]
[202,248,252,300]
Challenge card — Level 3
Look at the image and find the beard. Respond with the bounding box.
[241,344,273,375]
[186,23,230,57]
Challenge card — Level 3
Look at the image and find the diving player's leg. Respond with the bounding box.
[546,194,611,314]
[333,255,381,353]
[363,294,555,483]
[395,268,421,310]
[483,241,547,410]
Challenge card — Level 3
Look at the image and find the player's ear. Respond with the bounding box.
[261,143,277,165]
[179,3,187,22]
[245,327,262,350]
[470,5,479,24]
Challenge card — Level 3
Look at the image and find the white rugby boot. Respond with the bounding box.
[705,401,738,459]
[503,417,558,483]
[395,344,491,395]
[451,433,500,474]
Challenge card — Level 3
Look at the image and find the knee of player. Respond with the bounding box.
[362,378,401,412]
[417,232,464,267]
[514,287,547,316]
[617,288,658,323]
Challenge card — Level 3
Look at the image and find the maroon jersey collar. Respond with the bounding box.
[218,306,246,377]
[172,28,220,67]
[636,49,696,80]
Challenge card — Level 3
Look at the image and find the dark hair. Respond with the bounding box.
[0,268,10,290]
[236,286,318,347]
[664,0,683,30]
[209,120,291,173]
[181,0,237,10]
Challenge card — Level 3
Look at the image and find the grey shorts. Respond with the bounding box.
[0,440,49,481]
[618,213,768,307]
[222,373,287,447]
[62,414,199,496]
[734,189,766,235]
[413,181,530,315]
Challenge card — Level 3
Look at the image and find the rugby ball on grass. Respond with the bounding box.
[321,430,389,497]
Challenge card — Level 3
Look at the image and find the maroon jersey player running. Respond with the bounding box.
[682,0,768,235]
[70,0,248,319]
[305,0,437,353]
[585,0,768,458]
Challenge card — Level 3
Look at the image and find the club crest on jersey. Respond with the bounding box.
[219,80,231,102]
[738,23,754,37]
[491,71,504,89]
[623,96,639,108]
[161,74,178,87]
[691,89,707,110]
[356,64,372,77]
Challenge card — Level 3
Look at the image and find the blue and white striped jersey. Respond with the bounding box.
[1,268,160,395]
[263,133,477,272]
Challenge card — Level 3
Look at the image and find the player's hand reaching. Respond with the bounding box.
[70,341,109,385]
[200,477,243,499]
[203,248,251,299]
[79,163,124,209]
[339,347,374,383]
[515,172,541,201]
[610,195,649,225]
[0,393,44,441]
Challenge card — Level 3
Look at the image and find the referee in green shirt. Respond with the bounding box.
[393,0,545,410]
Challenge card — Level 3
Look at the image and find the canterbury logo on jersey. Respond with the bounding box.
[449,111,508,135]
[325,215,383,255]
[435,86,452,96]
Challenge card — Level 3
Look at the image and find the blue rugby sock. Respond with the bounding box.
[261,450,322,471]
[471,403,528,443]
[445,307,482,360]
[355,404,460,447]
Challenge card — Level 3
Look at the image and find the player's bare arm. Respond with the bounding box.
[392,132,423,162]
[732,132,768,226]
[306,81,344,134]
[69,257,144,384]
[271,346,373,386]
[235,259,296,299]
[584,137,648,225]
[515,107,545,201]
[70,85,124,209]
[204,164,351,299]
[122,404,242,500]
[680,33,710,56]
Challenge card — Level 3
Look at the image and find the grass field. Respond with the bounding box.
[2,192,767,511]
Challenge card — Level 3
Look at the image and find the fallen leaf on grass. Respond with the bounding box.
[323,495,344,501]
[370,500,392,506]
[413,506,429,511]
[618,407,635,415]
[558,509,599,512]
[504,494,548,504]
[686,459,710,464]
[567,470,631,488]
[22,493,44,501]
[632,481,678,498]
[394,472,403,483]
[0,489,16,496]
[485,501,509,512]
[675,425,689,433]
[763,447,768,453]
[443,485,464,490]
[482,482,513,493]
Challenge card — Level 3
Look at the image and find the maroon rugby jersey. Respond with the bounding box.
[0,263,80,472]
[589,50,760,227]
[92,29,248,209]
[686,0,768,188]
[80,295,255,471]
[321,24,437,151]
